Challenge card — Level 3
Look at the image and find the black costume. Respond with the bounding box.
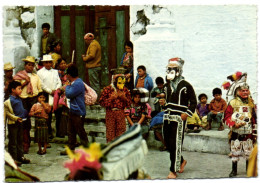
[163,79,197,172]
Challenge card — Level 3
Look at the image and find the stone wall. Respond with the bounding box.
[2,6,54,73]
[130,5,258,102]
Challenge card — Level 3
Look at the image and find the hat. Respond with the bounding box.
[84,33,94,40]
[4,62,15,70]
[167,57,184,68]
[22,56,36,63]
[167,57,185,75]
[41,55,53,62]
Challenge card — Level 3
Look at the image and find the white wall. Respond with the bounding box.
[130,5,257,102]
[2,6,54,74]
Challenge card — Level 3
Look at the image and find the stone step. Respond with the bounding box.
[146,128,230,155]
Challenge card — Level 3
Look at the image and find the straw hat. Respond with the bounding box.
[4,62,15,70]
[41,55,53,62]
[22,56,36,63]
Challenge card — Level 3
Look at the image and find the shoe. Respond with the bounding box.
[46,143,51,148]
[18,157,30,164]
[178,160,187,173]
[218,126,224,131]
[42,150,47,155]
[37,150,43,155]
[15,160,22,167]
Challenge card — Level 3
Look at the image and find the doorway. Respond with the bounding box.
[54,5,129,87]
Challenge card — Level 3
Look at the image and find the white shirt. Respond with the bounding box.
[37,67,62,105]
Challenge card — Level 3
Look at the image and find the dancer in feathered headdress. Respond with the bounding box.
[222,71,257,178]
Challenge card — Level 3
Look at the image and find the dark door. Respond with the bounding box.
[54,5,129,86]
[95,6,129,88]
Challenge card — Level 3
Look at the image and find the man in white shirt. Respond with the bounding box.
[37,55,62,140]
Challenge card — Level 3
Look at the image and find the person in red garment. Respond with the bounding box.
[99,68,132,142]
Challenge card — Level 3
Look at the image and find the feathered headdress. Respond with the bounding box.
[64,143,103,180]
[222,71,249,100]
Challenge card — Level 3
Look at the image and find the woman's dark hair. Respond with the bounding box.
[198,93,208,100]
[50,40,63,52]
[137,65,146,72]
[42,23,50,30]
[155,77,164,85]
[124,41,133,49]
[55,58,66,69]
[8,81,21,93]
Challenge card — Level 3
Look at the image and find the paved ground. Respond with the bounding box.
[5,140,258,182]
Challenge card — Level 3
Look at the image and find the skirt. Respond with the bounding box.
[34,117,49,143]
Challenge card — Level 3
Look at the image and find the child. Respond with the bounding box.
[149,97,167,151]
[29,92,51,155]
[4,62,15,101]
[186,112,202,133]
[134,65,153,92]
[196,93,210,129]
[37,54,62,139]
[4,81,30,165]
[125,88,150,139]
[151,77,165,113]
[207,88,227,131]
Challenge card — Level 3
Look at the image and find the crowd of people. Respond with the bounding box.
[3,22,257,180]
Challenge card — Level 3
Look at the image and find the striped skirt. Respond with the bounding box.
[34,117,49,143]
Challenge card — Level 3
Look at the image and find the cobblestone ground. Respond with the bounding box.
[8,140,257,182]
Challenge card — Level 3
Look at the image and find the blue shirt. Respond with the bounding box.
[10,95,28,119]
[65,78,86,116]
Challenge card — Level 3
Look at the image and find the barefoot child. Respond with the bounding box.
[29,92,51,155]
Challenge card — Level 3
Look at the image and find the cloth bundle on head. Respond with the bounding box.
[222,71,248,97]
[167,57,184,75]
[84,33,94,40]
[132,88,149,103]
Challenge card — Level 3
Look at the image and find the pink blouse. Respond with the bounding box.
[29,102,51,119]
